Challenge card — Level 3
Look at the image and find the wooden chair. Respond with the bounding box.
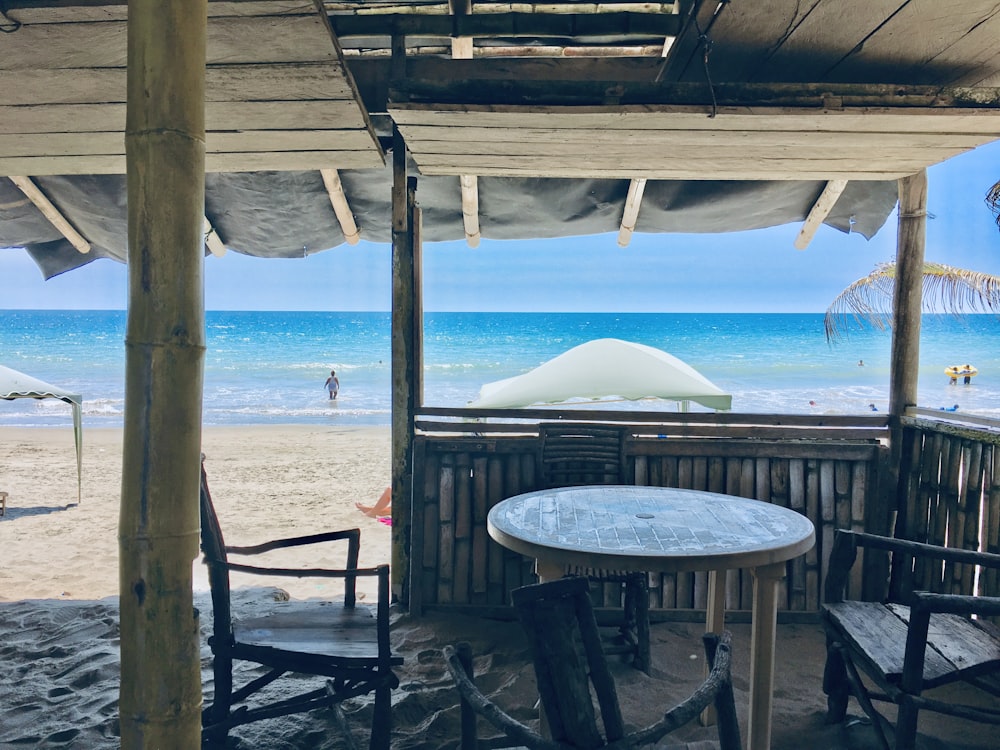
[537,422,650,673]
[445,576,741,750]
[199,463,402,749]
[822,529,1000,750]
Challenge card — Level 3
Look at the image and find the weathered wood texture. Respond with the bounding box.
[407,420,884,617]
[0,2,382,176]
[661,0,1000,88]
[389,85,1000,180]
[894,420,1000,602]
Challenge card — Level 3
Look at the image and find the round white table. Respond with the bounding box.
[488,485,816,750]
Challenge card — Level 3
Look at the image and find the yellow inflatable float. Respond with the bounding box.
[945,364,978,383]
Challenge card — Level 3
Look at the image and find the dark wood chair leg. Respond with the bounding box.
[203,654,234,747]
[704,633,742,750]
[822,639,850,723]
[630,575,651,674]
[894,694,920,750]
[369,683,392,750]
[456,642,478,750]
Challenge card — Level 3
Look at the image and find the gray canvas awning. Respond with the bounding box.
[0,364,82,502]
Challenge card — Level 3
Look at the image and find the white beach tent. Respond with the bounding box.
[0,365,83,502]
[468,338,732,411]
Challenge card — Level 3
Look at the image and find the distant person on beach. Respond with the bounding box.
[356,487,391,518]
[939,404,960,412]
[858,360,864,366]
[324,369,339,399]
[962,364,973,385]
[869,403,878,412]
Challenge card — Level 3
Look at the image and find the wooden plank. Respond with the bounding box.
[0,101,373,134]
[391,103,1000,132]
[330,11,683,40]
[829,1,1000,85]
[404,153,965,180]
[437,461,455,604]
[5,64,361,105]
[407,141,973,163]
[398,124,995,150]
[0,149,384,176]
[709,0,904,84]
[2,0,309,23]
[0,129,378,157]
[0,15,345,70]
[486,456,506,605]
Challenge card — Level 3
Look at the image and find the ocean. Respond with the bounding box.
[2,310,999,427]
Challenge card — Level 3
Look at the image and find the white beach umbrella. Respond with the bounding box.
[468,338,731,411]
[0,364,83,502]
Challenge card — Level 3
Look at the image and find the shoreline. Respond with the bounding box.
[0,424,393,602]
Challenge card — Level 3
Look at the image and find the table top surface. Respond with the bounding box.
[487,485,816,573]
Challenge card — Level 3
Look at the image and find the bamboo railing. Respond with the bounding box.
[407,409,890,620]
[895,411,1000,600]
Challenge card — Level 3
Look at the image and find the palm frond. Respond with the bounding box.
[824,262,1000,341]
[987,180,1000,229]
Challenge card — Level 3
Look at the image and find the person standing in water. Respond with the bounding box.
[324,369,339,400]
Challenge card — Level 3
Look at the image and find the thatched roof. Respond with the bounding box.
[2,0,1000,277]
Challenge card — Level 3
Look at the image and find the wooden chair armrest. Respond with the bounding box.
[443,644,560,750]
[911,591,1000,618]
[223,561,387,580]
[850,530,1000,569]
[617,631,737,750]
[825,529,1000,604]
[226,528,361,557]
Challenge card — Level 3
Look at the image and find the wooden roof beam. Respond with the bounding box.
[794,179,848,250]
[451,0,481,249]
[329,11,682,40]
[617,177,646,247]
[9,175,91,254]
[321,168,361,245]
[203,216,227,257]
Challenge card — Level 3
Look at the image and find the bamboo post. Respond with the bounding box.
[391,126,418,601]
[888,170,927,517]
[119,0,206,746]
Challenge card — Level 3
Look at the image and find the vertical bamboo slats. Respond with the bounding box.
[409,431,883,616]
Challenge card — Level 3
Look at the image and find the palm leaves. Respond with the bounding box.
[824,261,1000,340]
[989,179,1000,229]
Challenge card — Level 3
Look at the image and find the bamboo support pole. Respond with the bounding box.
[391,124,419,600]
[794,179,848,250]
[888,170,927,516]
[10,175,91,254]
[320,168,361,244]
[119,0,206,745]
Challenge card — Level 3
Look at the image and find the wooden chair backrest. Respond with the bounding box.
[511,577,625,748]
[537,423,629,488]
[199,461,234,640]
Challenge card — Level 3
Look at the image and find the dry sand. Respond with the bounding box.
[0,425,994,749]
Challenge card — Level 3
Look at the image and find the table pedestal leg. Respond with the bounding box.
[701,568,727,726]
[535,559,565,583]
[748,562,785,750]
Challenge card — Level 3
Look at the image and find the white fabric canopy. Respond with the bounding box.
[0,365,83,502]
[468,338,732,411]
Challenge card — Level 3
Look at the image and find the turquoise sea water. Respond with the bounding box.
[2,310,999,426]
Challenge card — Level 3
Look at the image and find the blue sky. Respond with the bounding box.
[3,140,999,312]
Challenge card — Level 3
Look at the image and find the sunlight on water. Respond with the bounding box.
[2,311,999,426]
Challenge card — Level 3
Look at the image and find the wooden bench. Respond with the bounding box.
[0,491,6,516]
[822,529,1000,750]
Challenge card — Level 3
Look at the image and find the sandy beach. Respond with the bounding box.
[1,425,994,748]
